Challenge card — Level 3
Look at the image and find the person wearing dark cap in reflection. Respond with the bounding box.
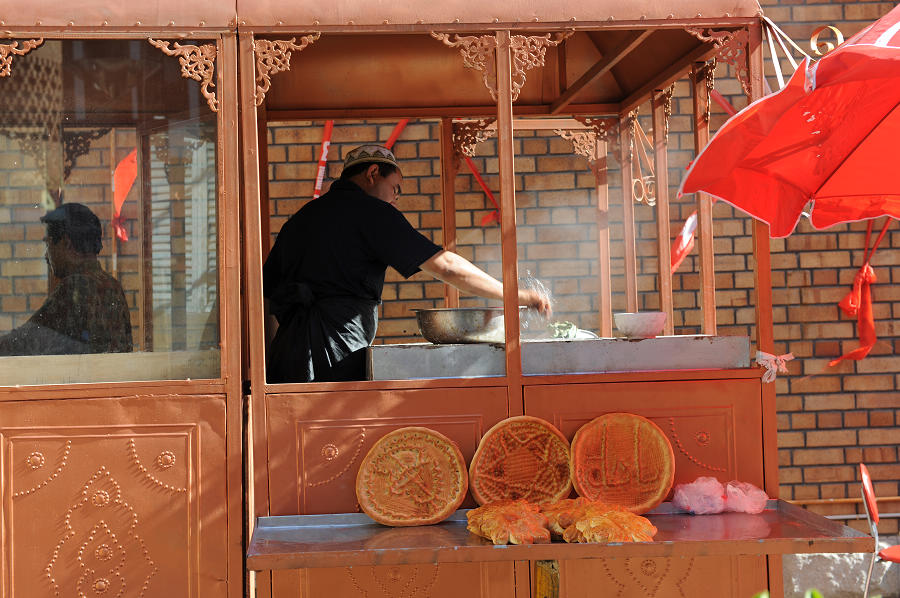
[0,202,133,355]
[263,144,550,384]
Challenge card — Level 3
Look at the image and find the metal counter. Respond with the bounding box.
[367,335,751,380]
[247,500,873,571]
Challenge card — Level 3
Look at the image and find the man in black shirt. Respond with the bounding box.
[263,144,550,383]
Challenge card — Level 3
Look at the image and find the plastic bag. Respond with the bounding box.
[724,480,769,514]
[673,477,769,515]
[673,476,726,514]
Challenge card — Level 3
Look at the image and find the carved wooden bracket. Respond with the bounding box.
[574,116,619,158]
[64,128,111,180]
[149,39,218,112]
[554,129,601,164]
[253,34,320,106]
[655,84,676,141]
[0,38,43,77]
[686,27,750,96]
[452,118,496,157]
[693,58,717,122]
[432,32,570,102]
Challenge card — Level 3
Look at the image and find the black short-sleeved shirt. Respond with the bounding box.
[263,179,442,382]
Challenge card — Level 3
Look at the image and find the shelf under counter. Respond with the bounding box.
[367,335,750,380]
[247,500,872,571]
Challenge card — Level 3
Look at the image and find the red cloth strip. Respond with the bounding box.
[709,89,738,117]
[312,120,334,199]
[830,217,893,366]
[462,155,501,226]
[384,119,409,150]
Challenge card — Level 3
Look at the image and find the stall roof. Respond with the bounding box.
[2,0,760,30]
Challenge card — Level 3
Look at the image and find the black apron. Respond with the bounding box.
[267,281,378,383]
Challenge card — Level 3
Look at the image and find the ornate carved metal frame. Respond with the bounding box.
[253,34,321,106]
[148,39,218,112]
[694,58,717,123]
[686,27,750,96]
[452,118,496,158]
[0,38,43,77]
[431,32,570,102]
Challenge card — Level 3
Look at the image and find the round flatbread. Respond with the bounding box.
[570,413,675,514]
[355,427,468,526]
[469,416,572,506]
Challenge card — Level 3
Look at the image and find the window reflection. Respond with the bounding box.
[0,39,219,384]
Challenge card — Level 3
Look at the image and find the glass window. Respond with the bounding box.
[0,39,219,384]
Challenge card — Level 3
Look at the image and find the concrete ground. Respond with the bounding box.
[783,536,900,597]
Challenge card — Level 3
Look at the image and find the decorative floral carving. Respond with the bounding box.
[14,440,71,498]
[640,559,658,576]
[695,431,711,446]
[0,38,43,77]
[321,444,339,461]
[686,27,750,95]
[657,85,675,141]
[91,490,111,507]
[27,451,45,470]
[624,558,671,597]
[693,58,717,123]
[148,39,218,112]
[508,33,570,101]
[574,116,620,156]
[63,128,111,180]
[432,32,569,102]
[452,118,496,157]
[127,438,187,493]
[156,451,176,470]
[253,34,321,106]
[431,33,499,100]
[668,417,725,472]
[554,129,600,163]
[307,430,366,488]
[46,466,157,597]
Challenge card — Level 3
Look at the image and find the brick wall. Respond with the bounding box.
[263,0,900,531]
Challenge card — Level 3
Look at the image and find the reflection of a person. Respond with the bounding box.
[0,203,133,355]
[263,145,551,384]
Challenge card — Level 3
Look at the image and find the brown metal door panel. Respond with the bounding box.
[0,395,227,598]
[557,555,768,597]
[264,387,508,515]
[523,378,765,488]
[271,562,516,598]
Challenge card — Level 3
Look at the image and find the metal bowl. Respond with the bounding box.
[613,311,667,338]
[414,307,526,344]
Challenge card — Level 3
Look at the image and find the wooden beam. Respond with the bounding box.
[651,90,674,335]
[495,30,525,415]
[593,142,613,337]
[619,117,638,313]
[439,118,460,308]
[620,43,717,116]
[691,63,717,336]
[264,103,620,121]
[550,30,651,115]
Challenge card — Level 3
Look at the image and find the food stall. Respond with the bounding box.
[0,1,874,597]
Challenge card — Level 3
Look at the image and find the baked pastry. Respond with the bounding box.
[544,500,657,543]
[355,427,467,526]
[570,413,675,514]
[469,416,572,505]
[466,499,551,545]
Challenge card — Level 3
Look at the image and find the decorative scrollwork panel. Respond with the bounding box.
[686,27,750,95]
[148,39,218,112]
[0,38,43,77]
[2,424,199,597]
[452,118,496,157]
[254,34,321,106]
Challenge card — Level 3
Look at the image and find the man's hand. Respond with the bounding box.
[518,288,552,318]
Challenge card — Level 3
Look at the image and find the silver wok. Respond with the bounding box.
[413,307,527,344]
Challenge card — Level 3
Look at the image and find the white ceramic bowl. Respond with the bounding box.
[613,311,666,338]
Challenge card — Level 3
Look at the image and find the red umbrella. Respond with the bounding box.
[680,4,900,237]
[680,6,900,365]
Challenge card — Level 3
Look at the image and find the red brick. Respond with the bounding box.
[869,411,895,427]
[843,411,868,428]
[817,412,843,429]
[805,395,854,411]
[792,448,843,466]
[806,430,857,447]
[858,427,900,445]
[804,466,856,483]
